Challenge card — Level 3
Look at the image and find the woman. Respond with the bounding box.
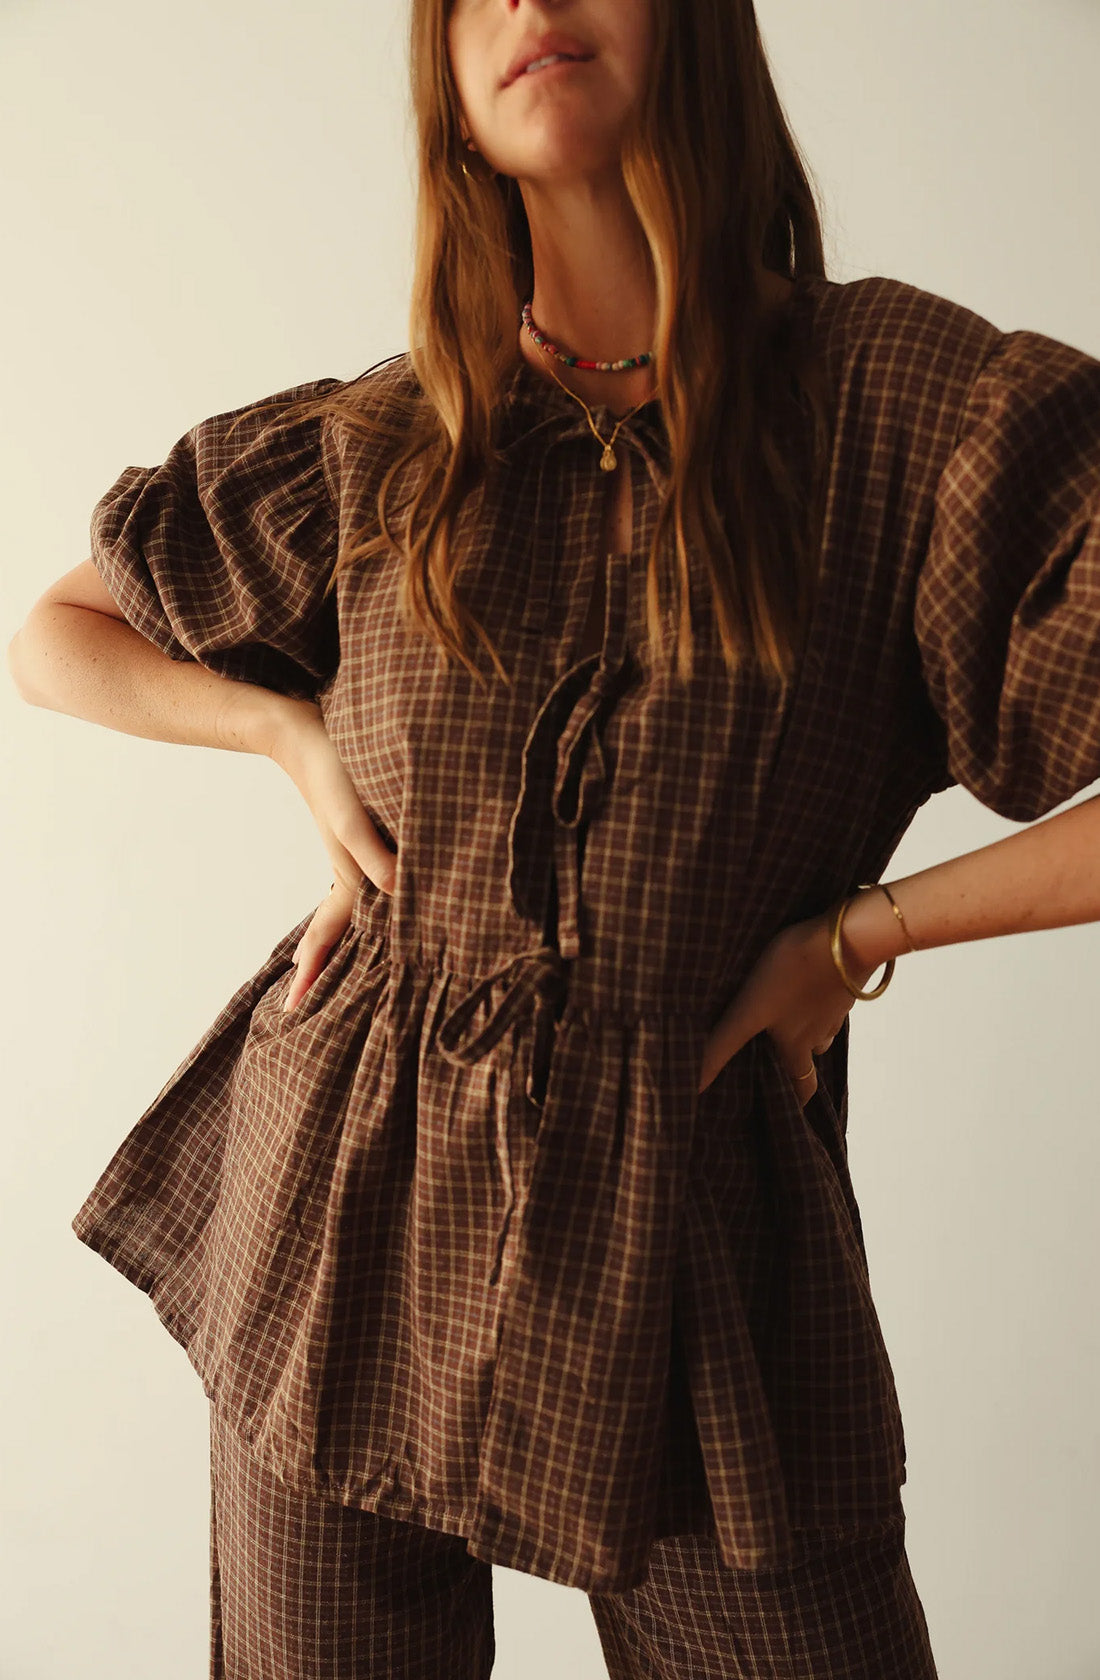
[10,0,1100,1675]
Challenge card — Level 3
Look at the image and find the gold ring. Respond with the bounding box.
[794,1064,816,1081]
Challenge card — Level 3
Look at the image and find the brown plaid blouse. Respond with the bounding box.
[71,273,1100,1594]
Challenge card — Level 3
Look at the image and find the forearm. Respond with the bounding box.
[839,790,1100,972]
[8,602,302,755]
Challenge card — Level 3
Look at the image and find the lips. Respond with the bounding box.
[503,34,595,89]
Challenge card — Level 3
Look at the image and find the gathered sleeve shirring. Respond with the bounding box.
[913,327,1100,822]
[88,376,346,703]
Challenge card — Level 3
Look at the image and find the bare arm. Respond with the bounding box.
[699,792,1100,1094]
[840,791,1100,966]
[7,558,304,756]
[8,559,397,916]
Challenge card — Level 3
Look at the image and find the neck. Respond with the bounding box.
[517,170,659,416]
[516,172,795,417]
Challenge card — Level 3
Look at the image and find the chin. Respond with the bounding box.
[511,141,625,185]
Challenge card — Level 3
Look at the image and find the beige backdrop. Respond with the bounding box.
[2,1,1098,1676]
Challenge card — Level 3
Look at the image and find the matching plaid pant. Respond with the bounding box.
[209,1401,939,1679]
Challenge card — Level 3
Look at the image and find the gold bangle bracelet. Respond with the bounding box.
[829,885,896,1001]
[876,881,918,954]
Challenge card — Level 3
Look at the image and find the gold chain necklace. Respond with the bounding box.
[532,351,657,473]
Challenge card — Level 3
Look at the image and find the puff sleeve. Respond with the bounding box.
[88,376,345,702]
[914,328,1100,821]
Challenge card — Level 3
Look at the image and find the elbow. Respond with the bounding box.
[6,628,32,700]
[7,624,48,707]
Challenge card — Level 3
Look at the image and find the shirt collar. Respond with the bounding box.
[493,271,827,460]
[376,272,825,472]
[495,353,669,467]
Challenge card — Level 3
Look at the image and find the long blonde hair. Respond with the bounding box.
[240,0,833,690]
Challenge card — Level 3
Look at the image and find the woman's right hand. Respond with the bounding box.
[262,698,398,1013]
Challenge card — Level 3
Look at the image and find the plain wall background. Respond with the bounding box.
[3,1,1099,1675]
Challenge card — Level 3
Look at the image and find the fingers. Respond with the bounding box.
[293,885,354,960]
[789,1029,844,1096]
[779,1034,839,1104]
[285,884,357,1012]
[698,1033,832,1099]
[283,963,315,1013]
[278,720,398,897]
[282,824,397,1019]
[333,804,398,896]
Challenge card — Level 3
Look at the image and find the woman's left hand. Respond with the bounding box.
[696,906,881,1101]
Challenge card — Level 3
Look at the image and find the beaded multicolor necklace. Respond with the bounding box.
[520,298,656,473]
[520,300,653,371]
